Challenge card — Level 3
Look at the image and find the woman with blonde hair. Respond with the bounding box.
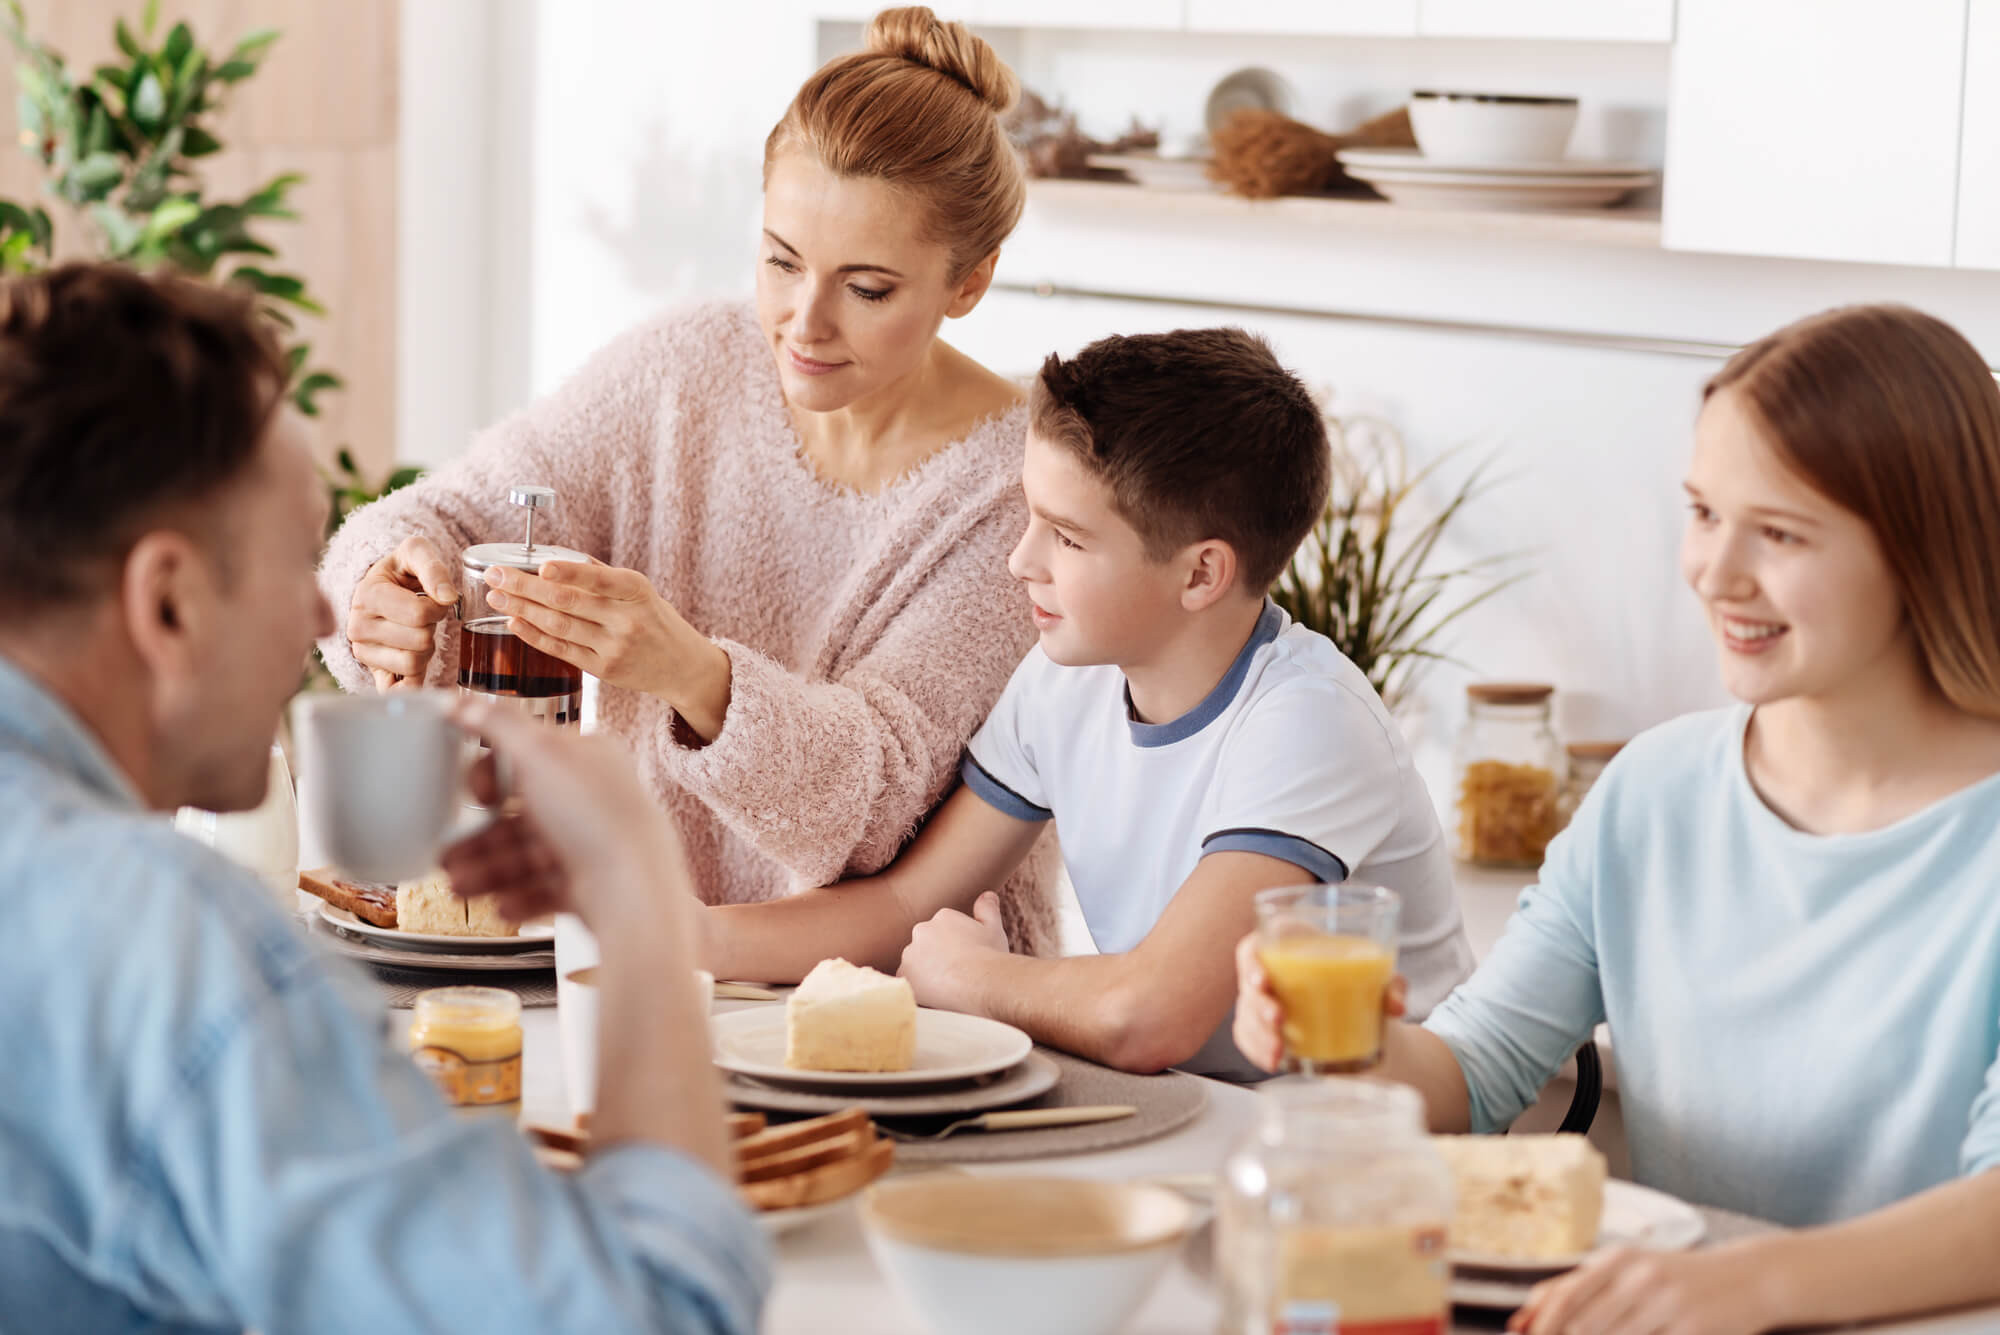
[1235,303,2000,1334]
[321,8,1061,946]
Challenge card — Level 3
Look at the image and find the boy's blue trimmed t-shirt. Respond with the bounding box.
[964,600,1475,1078]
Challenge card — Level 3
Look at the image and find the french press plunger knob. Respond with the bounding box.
[507,485,556,555]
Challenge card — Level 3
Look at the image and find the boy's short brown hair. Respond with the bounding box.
[0,262,286,615]
[1029,327,1329,591]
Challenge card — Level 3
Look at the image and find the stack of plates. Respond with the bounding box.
[710,1006,1056,1117]
[1336,147,1658,212]
[312,903,556,972]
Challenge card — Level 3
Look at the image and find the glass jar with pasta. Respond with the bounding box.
[1452,683,1566,868]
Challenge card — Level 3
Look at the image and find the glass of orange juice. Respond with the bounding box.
[1254,884,1399,1075]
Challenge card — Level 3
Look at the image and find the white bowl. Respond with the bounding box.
[861,1176,1196,1335]
[559,960,712,1119]
[1409,91,1579,165]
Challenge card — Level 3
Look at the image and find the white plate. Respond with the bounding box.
[1341,168,1654,212]
[310,914,554,972]
[1085,153,1219,192]
[318,903,554,952]
[1339,146,1654,177]
[710,1006,1033,1088]
[1451,1178,1707,1275]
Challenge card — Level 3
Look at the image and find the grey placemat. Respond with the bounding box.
[889,1047,1208,1165]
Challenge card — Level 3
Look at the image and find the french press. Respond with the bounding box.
[455,485,589,728]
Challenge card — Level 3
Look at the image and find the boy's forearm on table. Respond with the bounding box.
[968,952,1217,1073]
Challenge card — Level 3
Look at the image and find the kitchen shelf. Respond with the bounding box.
[1025,177,1665,249]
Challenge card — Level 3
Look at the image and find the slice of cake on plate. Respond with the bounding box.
[1431,1133,1607,1260]
[785,958,916,1072]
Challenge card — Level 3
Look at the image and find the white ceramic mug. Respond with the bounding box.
[559,958,712,1119]
[291,691,475,885]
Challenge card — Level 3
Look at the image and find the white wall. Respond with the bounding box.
[400,6,2000,799]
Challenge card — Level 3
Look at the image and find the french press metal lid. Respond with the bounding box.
[459,485,589,621]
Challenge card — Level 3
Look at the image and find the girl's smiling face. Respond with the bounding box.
[1680,385,1916,709]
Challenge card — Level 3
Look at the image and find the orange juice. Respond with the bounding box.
[1258,933,1395,1069]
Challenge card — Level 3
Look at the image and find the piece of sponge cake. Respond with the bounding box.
[395,871,517,938]
[1431,1133,1606,1260]
[785,958,916,1072]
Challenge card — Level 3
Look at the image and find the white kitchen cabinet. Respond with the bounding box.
[1957,0,2000,268]
[969,1,1184,26]
[1663,0,1967,269]
[1417,0,1673,42]
[1183,0,1418,37]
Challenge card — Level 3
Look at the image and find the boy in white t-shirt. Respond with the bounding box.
[703,328,1473,1079]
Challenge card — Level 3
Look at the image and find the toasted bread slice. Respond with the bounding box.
[740,1136,894,1212]
[530,1110,768,1159]
[739,1127,874,1185]
[298,867,397,927]
[732,1108,870,1165]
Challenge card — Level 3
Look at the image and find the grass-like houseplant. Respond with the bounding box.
[1271,411,1524,711]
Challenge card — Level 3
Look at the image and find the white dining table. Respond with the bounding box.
[514,1004,2000,1335]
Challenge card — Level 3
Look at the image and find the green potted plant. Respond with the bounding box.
[2,0,416,507]
[1271,409,1525,713]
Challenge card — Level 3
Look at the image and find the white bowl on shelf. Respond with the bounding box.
[1409,91,1579,165]
[861,1176,1197,1335]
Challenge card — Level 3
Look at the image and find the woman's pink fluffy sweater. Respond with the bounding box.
[317,301,1059,953]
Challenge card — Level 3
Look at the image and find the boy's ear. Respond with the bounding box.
[1179,538,1241,612]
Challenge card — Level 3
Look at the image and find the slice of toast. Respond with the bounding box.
[739,1136,893,1211]
[298,867,397,927]
[738,1127,874,1184]
[731,1108,871,1167]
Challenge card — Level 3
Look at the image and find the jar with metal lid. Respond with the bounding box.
[457,485,589,729]
[1556,740,1625,833]
[408,986,523,1114]
[1217,1079,1452,1335]
[1452,682,1566,868]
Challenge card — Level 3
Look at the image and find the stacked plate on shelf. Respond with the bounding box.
[1336,147,1658,213]
[312,901,556,973]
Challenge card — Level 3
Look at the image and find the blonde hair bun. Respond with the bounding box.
[865,6,1019,114]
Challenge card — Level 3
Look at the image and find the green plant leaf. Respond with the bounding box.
[242,172,303,217]
[215,58,256,82]
[66,151,125,200]
[131,69,164,124]
[181,125,221,156]
[163,21,192,71]
[114,18,144,62]
[231,28,281,62]
[142,0,160,37]
[141,195,201,241]
[385,467,425,492]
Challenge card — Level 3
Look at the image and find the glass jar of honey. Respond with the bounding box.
[1217,1079,1453,1335]
[408,986,523,1115]
[1452,682,1566,868]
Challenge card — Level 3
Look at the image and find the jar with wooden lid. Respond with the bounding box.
[408,986,523,1115]
[1557,740,1625,832]
[1452,682,1566,868]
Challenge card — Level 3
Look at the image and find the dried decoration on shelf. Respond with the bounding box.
[1003,87,1158,180]
[1208,105,1418,199]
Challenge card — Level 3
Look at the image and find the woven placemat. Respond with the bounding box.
[889,1047,1208,1165]
[368,965,558,1010]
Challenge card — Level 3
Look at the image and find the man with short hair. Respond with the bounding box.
[0,263,767,1333]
